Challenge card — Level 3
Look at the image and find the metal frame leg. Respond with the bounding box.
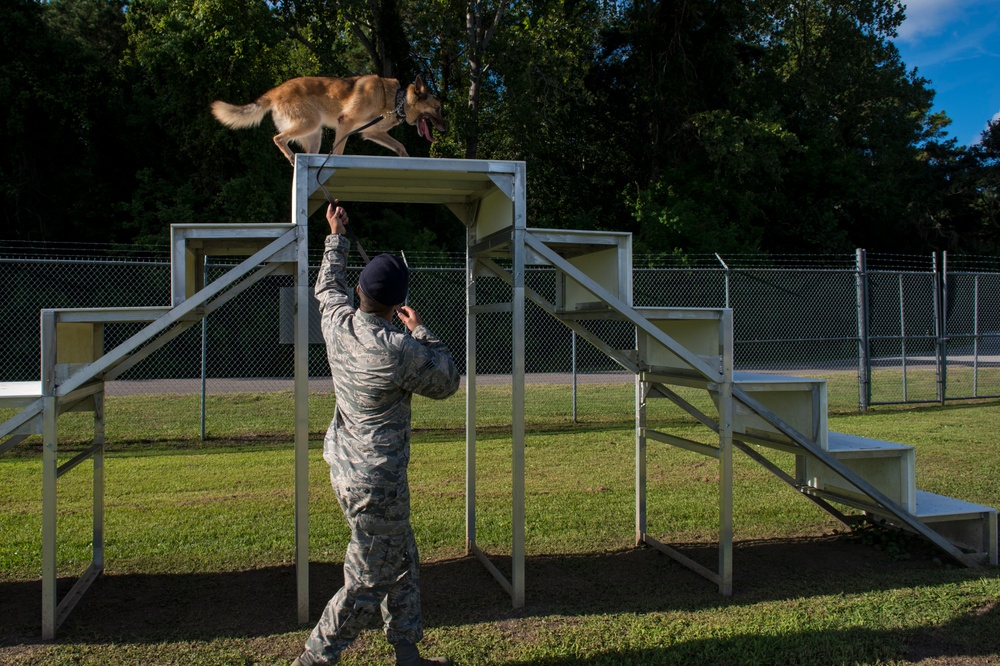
[41,396,58,640]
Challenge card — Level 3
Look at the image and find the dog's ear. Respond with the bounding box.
[413,74,428,99]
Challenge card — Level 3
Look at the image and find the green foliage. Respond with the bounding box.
[633,112,802,254]
[120,0,293,242]
[2,0,998,255]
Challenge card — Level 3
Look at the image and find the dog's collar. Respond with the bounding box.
[392,87,406,121]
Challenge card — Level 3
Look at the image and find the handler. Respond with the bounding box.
[294,202,460,666]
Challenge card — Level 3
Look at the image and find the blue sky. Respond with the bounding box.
[892,0,1000,147]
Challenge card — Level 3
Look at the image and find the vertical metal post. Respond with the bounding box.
[942,251,948,404]
[571,331,578,423]
[41,395,58,640]
[934,252,946,405]
[40,310,57,639]
[510,259,526,609]
[715,253,730,309]
[93,392,105,572]
[200,255,208,441]
[899,273,908,401]
[466,237,478,555]
[511,166,527,609]
[974,274,980,397]
[718,309,734,596]
[292,155,311,624]
[635,331,647,546]
[856,249,870,411]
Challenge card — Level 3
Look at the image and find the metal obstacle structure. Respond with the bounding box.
[2,154,996,638]
[299,155,997,611]
[0,222,307,637]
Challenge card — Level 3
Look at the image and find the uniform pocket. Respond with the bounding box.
[357,534,400,587]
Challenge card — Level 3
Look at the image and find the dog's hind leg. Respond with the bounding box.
[272,116,322,165]
[298,129,323,156]
[272,133,298,164]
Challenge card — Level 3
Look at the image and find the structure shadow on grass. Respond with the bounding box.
[0,534,988,648]
[498,608,1000,666]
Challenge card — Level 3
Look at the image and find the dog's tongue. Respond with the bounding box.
[418,118,436,143]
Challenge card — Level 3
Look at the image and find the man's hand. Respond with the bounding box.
[326,200,348,235]
[395,305,423,332]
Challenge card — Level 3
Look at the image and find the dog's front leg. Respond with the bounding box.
[363,131,410,158]
[331,131,348,156]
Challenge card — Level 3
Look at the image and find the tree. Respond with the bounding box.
[0,0,133,242]
[619,0,947,255]
[121,0,292,242]
[2,0,993,259]
[273,0,415,79]
[912,118,1000,252]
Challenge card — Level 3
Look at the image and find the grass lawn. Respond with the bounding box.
[1,383,999,665]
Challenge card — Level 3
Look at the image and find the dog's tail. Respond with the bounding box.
[210,98,271,129]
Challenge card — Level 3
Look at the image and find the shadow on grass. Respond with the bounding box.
[498,612,1000,665]
[1,534,996,664]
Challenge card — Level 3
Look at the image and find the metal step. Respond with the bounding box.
[730,372,828,450]
[171,223,297,305]
[871,490,998,565]
[804,431,916,512]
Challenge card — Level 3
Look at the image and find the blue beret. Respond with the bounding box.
[359,253,408,306]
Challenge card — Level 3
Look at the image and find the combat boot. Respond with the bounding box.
[394,642,453,665]
[291,651,332,666]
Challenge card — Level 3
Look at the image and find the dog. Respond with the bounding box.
[210,74,446,164]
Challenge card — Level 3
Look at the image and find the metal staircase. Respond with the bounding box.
[0,222,308,638]
[470,224,998,595]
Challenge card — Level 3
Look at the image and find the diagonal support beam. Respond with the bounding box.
[102,261,283,382]
[55,230,297,398]
[0,399,43,441]
[647,382,719,432]
[733,439,853,525]
[1,433,30,454]
[522,232,720,381]
[476,257,640,373]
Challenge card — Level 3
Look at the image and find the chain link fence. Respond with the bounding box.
[2,242,999,443]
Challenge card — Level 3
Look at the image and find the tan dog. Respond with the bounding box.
[211,74,446,164]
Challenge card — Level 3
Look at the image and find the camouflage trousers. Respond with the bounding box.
[305,469,423,663]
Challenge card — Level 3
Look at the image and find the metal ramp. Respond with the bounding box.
[1,223,309,638]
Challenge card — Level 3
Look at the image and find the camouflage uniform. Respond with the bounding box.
[305,234,460,664]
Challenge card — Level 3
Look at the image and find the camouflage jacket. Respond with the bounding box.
[315,234,460,486]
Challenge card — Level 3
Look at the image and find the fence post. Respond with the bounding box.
[899,273,908,401]
[856,249,870,412]
[935,251,947,405]
[715,253,730,308]
[200,255,209,441]
[571,330,578,423]
[974,273,980,397]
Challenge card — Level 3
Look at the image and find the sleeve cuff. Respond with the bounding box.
[325,235,350,251]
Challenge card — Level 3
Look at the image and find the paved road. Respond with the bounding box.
[102,372,639,396]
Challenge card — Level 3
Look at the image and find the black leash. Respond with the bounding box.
[315,88,407,265]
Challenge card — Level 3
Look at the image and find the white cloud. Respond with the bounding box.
[896,0,996,42]
[971,111,1000,145]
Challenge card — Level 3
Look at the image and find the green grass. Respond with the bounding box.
[1,383,999,665]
